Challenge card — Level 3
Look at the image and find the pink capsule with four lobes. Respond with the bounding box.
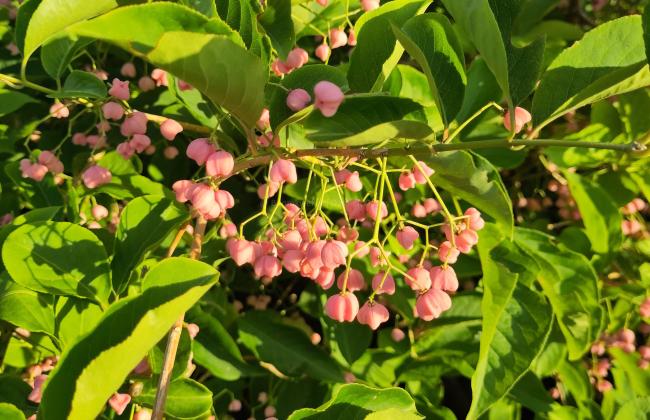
[372,271,395,295]
[399,171,416,191]
[415,288,452,321]
[130,134,151,153]
[357,302,389,330]
[102,102,124,120]
[186,138,216,166]
[313,81,344,117]
[286,89,312,111]
[286,47,309,69]
[361,0,381,12]
[329,28,348,49]
[405,266,432,291]
[120,111,148,136]
[227,238,262,266]
[315,44,331,62]
[82,165,112,189]
[120,62,136,78]
[396,226,419,250]
[160,119,183,140]
[138,76,156,92]
[151,68,168,86]
[108,78,130,100]
[108,393,131,415]
[503,106,532,133]
[206,150,234,177]
[365,200,388,221]
[438,241,460,264]
[270,159,298,184]
[429,265,459,292]
[337,269,365,292]
[325,292,359,322]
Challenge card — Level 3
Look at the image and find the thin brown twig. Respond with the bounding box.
[151,216,207,420]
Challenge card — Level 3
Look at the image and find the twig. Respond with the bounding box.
[230,139,645,177]
[151,216,207,420]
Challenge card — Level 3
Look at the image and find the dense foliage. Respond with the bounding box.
[0,0,649,419]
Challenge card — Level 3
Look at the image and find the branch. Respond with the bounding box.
[144,113,212,136]
[231,139,645,176]
[151,216,207,420]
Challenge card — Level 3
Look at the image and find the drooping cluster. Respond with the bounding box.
[204,155,487,330]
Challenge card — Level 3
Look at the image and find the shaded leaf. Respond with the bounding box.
[39,258,218,420]
[259,0,294,58]
[2,221,111,306]
[111,195,189,293]
[393,13,466,125]
[238,310,344,382]
[532,16,650,130]
[53,70,107,99]
[515,228,603,359]
[302,95,433,146]
[288,384,421,420]
[565,172,622,254]
[0,272,55,336]
[133,378,213,419]
[348,0,431,92]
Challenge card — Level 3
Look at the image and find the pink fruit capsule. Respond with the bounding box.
[372,271,395,295]
[151,68,168,87]
[108,78,130,100]
[313,81,344,117]
[396,226,419,250]
[102,102,124,120]
[82,165,112,188]
[160,119,183,141]
[336,269,365,292]
[329,28,348,49]
[227,238,262,266]
[108,393,131,415]
[286,48,309,69]
[206,150,235,177]
[415,288,452,321]
[325,292,359,322]
[405,266,432,291]
[286,88,312,111]
[399,171,416,191]
[315,44,330,62]
[270,159,298,184]
[357,301,389,330]
[503,107,532,133]
[429,265,459,292]
[138,76,156,92]
[120,62,136,78]
[186,138,216,166]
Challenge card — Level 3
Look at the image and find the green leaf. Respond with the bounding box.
[532,16,650,131]
[269,64,349,131]
[564,172,622,254]
[424,151,514,237]
[167,74,218,128]
[133,378,213,419]
[392,13,466,126]
[259,0,294,58]
[0,206,61,272]
[0,375,34,417]
[52,70,107,99]
[0,89,38,117]
[238,310,344,382]
[487,0,545,106]
[641,8,650,62]
[302,95,433,146]
[187,307,261,381]
[454,57,501,124]
[614,396,650,419]
[146,31,267,127]
[2,221,112,307]
[288,383,422,419]
[331,321,373,366]
[39,257,218,420]
[40,35,90,80]
[94,174,168,200]
[148,328,192,382]
[441,0,509,104]
[67,3,242,51]
[21,0,118,64]
[5,161,63,208]
[14,0,41,53]
[0,272,55,336]
[0,403,25,420]
[66,3,264,126]
[348,0,432,93]
[55,297,103,350]
[179,0,217,17]
[111,195,189,293]
[469,225,553,419]
[515,228,603,359]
